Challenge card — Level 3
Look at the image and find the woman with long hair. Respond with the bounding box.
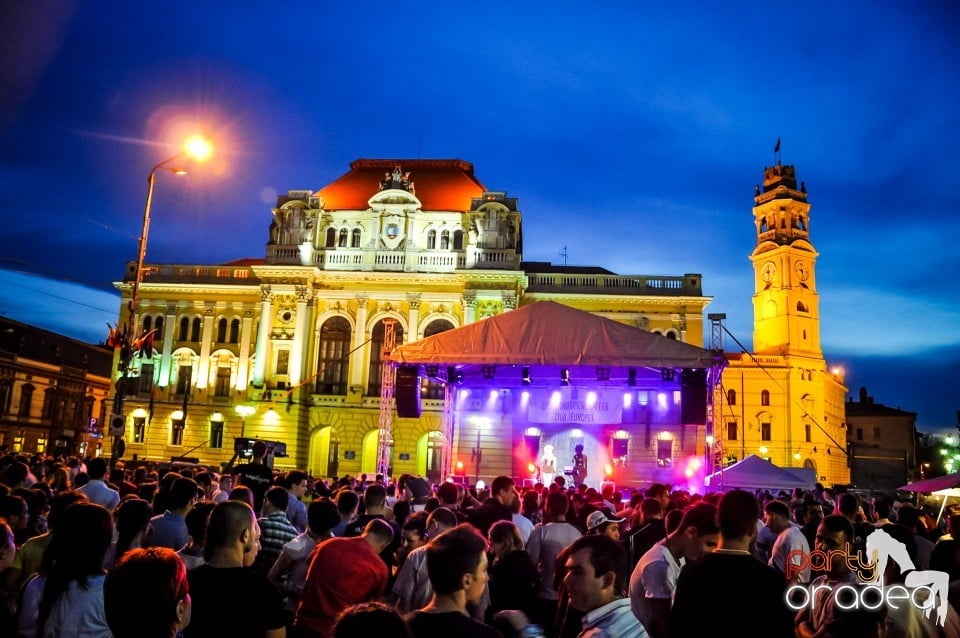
[45,467,72,494]
[104,498,153,569]
[19,502,114,637]
[486,520,537,620]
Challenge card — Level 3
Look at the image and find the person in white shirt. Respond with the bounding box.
[77,458,120,512]
[629,503,718,638]
[20,503,114,638]
[764,499,811,584]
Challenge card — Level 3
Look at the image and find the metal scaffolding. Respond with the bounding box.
[376,319,397,479]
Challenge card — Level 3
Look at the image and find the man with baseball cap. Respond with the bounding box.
[587,510,626,541]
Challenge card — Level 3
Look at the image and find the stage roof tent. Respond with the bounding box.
[391,301,719,369]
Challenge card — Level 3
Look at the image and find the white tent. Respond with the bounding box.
[704,454,814,492]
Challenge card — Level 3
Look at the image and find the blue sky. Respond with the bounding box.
[1,2,958,431]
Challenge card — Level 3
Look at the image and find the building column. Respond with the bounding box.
[349,295,369,389]
[158,305,177,388]
[289,288,312,388]
[252,288,273,387]
[196,306,216,390]
[407,295,421,340]
[463,294,476,324]
[236,310,255,391]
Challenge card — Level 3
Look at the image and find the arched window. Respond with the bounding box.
[665,331,678,340]
[798,216,806,231]
[423,319,455,337]
[727,389,736,406]
[760,218,768,233]
[351,228,362,248]
[142,315,153,334]
[338,229,348,247]
[325,228,336,248]
[368,320,404,396]
[229,319,240,344]
[761,389,770,406]
[155,316,164,342]
[440,230,450,249]
[178,317,190,341]
[453,230,464,250]
[317,317,352,395]
[191,318,201,342]
[427,230,437,250]
[216,318,228,343]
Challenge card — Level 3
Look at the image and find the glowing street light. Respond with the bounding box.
[130,135,214,314]
[235,405,255,438]
[110,134,213,466]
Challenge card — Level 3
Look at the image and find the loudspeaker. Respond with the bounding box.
[680,368,707,424]
[395,365,422,418]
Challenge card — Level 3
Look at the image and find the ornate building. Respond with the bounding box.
[0,316,113,456]
[112,159,711,479]
[715,164,850,486]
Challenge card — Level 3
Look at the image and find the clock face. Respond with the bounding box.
[795,261,809,281]
[761,261,777,283]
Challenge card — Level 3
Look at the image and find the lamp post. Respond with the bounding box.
[109,135,212,466]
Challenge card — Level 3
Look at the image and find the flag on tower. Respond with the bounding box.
[774,137,781,153]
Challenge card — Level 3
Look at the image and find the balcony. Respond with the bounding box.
[525,273,702,296]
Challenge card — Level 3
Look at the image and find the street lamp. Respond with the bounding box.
[110,135,213,465]
[130,135,213,316]
[235,405,255,438]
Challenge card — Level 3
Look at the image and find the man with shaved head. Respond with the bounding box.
[185,500,286,637]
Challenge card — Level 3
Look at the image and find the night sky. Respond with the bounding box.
[1,2,957,431]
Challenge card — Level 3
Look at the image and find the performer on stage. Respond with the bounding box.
[572,444,588,487]
[539,444,557,486]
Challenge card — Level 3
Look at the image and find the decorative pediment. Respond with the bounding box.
[369,189,421,207]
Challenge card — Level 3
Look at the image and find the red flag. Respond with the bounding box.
[106,323,119,348]
[137,328,156,358]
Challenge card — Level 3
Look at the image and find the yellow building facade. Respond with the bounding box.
[716,164,850,486]
[111,159,712,481]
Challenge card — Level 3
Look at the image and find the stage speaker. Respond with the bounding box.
[680,368,707,424]
[395,365,422,418]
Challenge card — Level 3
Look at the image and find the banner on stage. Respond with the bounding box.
[527,388,622,424]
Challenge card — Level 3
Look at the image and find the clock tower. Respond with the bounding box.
[750,164,821,356]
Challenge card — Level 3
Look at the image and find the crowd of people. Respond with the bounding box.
[1,443,960,637]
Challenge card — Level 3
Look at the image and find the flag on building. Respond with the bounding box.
[774,137,781,153]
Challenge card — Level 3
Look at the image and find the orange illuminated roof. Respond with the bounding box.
[316,159,487,211]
